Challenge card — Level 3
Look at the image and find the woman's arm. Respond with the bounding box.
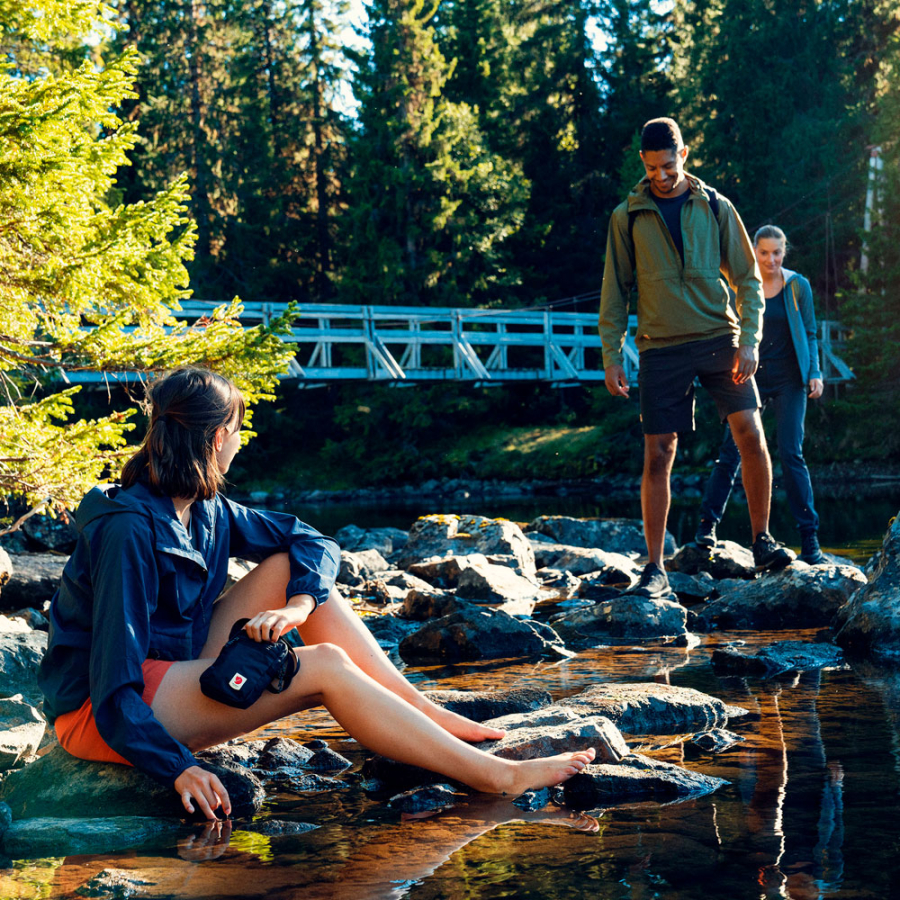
[87,514,200,787]
[222,497,341,610]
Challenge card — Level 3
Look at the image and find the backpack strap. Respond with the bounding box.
[628,185,720,246]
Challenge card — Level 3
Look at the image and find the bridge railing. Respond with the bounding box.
[66,301,855,386]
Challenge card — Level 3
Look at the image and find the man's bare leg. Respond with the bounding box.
[642,432,678,565]
[727,408,772,538]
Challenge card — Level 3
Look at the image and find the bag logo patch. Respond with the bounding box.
[229,672,246,690]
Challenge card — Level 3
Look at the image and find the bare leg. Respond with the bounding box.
[728,408,772,537]
[151,643,596,796]
[642,433,678,565]
[204,555,504,742]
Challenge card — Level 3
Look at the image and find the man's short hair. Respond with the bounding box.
[641,118,684,153]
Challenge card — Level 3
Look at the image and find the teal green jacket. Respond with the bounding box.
[780,268,822,383]
[599,174,764,368]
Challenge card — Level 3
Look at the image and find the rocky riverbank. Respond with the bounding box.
[0,509,895,863]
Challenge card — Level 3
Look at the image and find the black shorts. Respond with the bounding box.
[638,334,760,435]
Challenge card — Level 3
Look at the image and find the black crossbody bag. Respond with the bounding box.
[200,618,300,709]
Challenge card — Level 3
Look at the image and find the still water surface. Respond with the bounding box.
[3,489,900,899]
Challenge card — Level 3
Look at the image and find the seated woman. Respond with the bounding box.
[695,225,825,564]
[39,368,594,819]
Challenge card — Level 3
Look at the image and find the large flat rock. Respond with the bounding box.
[474,716,628,763]
[1,746,264,820]
[555,683,746,735]
[0,554,67,609]
[562,754,728,808]
[698,564,866,630]
[526,516,675,557]
[551,594,687,643]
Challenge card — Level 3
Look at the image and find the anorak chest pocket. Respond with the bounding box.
[154,544,208,623]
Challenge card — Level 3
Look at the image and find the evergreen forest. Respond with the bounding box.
[2,0,900,517]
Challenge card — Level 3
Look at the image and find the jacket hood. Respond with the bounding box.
[781,267,801,285]
[75,482,171,532]
[627,173,713,213]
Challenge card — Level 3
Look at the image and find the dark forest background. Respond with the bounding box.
[37,0,900,487]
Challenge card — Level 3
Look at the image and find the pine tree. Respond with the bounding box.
[340,0,527,307]
[0,2,296,533]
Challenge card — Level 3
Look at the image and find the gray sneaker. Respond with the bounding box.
[629,562,670,599]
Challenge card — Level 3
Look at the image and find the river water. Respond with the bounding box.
[3,487,900,899]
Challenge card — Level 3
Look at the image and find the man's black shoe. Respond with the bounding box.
[694,519,717,548]
[799,530,827,565]
[752,532,794,572]
[629,562,670,599]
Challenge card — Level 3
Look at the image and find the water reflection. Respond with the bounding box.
[9,635,900,899]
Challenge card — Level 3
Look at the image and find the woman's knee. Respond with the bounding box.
[300,642,353,675]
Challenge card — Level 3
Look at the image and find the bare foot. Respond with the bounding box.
[424,704,506,743]
[490,748,596,796]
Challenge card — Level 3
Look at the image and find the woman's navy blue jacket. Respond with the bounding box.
[38,481,340,787]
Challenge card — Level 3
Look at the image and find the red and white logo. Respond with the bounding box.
[229,672,246,690]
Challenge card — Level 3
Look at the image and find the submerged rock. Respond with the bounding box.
[557,683,745,735]
[1,746,265,819]
[67,868,154,899]
[526,516,674,557]
[697,564,866,630]
[475,716,628,764]
[425,688,552,722]
[242,820,319,836]
[711,640,845,676]
[668,541,756,580]
[398,607,564,664]
[691,728,744,752]
[835,514,900,659]
[2,816,182,859]
[388,783,464,813]
[562,754,728,809]
[550,594,687,643]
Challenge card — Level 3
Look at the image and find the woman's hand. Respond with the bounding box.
[175,765,231,820]
[243,594,316,643]
[808,378,824,399]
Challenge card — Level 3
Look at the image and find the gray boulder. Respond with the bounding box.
[455,561,540,608]
[398,607,564,664]
[0,695,45,769]
[526,516,674,557]
[667,570,717,605]
[1,746,265,819]
[551,548,639,582]
[388,783,463,814]
[407,554,489,589]
[334,525,408,557]
[255,736,315,770]
[474,716,628,764]
[0,549,10,592]
[835,514,900,659]
[562,754,727,808]
[550,594,687,643]
[556,683,746,735]
[711,640,844,676]
[396,515,536,579]
[668,541,756,580]
[2,816,182,859]
[21,515,78,554]
[485,706,585,731]
[400,587,470,621]
[0,631,47,704]
[697,564,866,630]
[424,687,552,722]
[338,549,390,587]
[363,612,420,649]
[527,539,572,570]
[378,570,433,593]
[0,553,66,609]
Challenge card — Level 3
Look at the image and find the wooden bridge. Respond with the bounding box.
[70,299,856,387]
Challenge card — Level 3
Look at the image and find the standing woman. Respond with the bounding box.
[39,368,595,819]
[695,225,826,564]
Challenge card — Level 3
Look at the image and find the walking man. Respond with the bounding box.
[599,117,793,597]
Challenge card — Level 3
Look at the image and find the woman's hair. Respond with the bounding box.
[121,367,245,499]
[753,224,789,251]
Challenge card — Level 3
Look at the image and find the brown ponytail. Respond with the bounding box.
[121,368,245,499]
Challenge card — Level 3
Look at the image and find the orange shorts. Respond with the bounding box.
[55,659,174,766]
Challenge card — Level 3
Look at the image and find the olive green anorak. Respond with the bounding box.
[599,174,764,369]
